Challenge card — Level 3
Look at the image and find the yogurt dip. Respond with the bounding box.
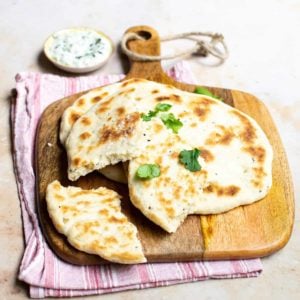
[44,28,113,73]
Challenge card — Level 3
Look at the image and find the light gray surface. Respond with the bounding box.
[0,0,299,299]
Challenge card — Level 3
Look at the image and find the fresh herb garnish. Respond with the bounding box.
[141,103,172,121]
[136,164,161,179]
[160,113,183,134]
[141,110,157,121]
[194,86,223,101]
[179,149,202,172]
[141,103,182,133]
[155,103,172,112]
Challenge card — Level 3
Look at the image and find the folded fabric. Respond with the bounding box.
[12,61,262,298]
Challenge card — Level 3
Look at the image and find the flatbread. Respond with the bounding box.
[98,164,127,184]
[65,79,272,232]
[65,78,160,181]
[178,98,273,214]
[60,83,127,183]
[126,85,271,231]
[60,82,122,144]
[46,180,146,264]
[128,119,207,233]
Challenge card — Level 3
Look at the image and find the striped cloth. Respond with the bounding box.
[12,61,262,298]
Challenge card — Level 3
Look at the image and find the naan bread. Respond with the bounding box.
[178,98,273,214]
[60,83,122,145]
[65,79,164,181]
[46,180,146,264]
[125,82,271,231]
[128,119,207,233]
[65,79,272,232]
[60,83,127,183]
[98,164,127,184]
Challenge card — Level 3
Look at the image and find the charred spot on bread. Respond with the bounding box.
[98,112,140,144]
[79,132,91,140]
[69,112,81,124]
[155,94,182,103]
[243,146,266,163]
[205,125,235,146]
[231,110,257,144]
[76,98,86,107]
[199,148,214,162]
[72,157,81,166]
[203,183,241,197]
[80,116,92,126]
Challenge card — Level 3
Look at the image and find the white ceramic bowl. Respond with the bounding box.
[44,27,114,73]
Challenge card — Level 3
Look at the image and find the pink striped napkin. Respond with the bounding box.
[12,61,262,298]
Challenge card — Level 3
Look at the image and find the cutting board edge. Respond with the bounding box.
[203,225,295,260]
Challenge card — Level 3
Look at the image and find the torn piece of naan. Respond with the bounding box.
[60,82,127,183]
[46,180,146,264]
[60,82,123,145]
[65,78,173,181]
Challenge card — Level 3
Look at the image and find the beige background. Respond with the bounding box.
[0,0,299,299]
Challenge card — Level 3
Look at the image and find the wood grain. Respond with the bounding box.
[35,25,294,265]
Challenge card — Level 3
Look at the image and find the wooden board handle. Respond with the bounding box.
[124,25,167,82]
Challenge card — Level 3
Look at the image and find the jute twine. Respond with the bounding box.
[121,31,229,61]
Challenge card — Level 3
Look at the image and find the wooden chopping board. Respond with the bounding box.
[36,25,294,265]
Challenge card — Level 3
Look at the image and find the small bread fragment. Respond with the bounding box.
[46,180,146,264]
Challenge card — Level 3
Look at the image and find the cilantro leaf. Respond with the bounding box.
[155,103,172,112]
[194,86,223,101]
[141,104,183,133]
[141,110,157,121]
[179,149,202,172]
[136,164,161,179]
[160,113,183,133]
[141,103,172,121]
